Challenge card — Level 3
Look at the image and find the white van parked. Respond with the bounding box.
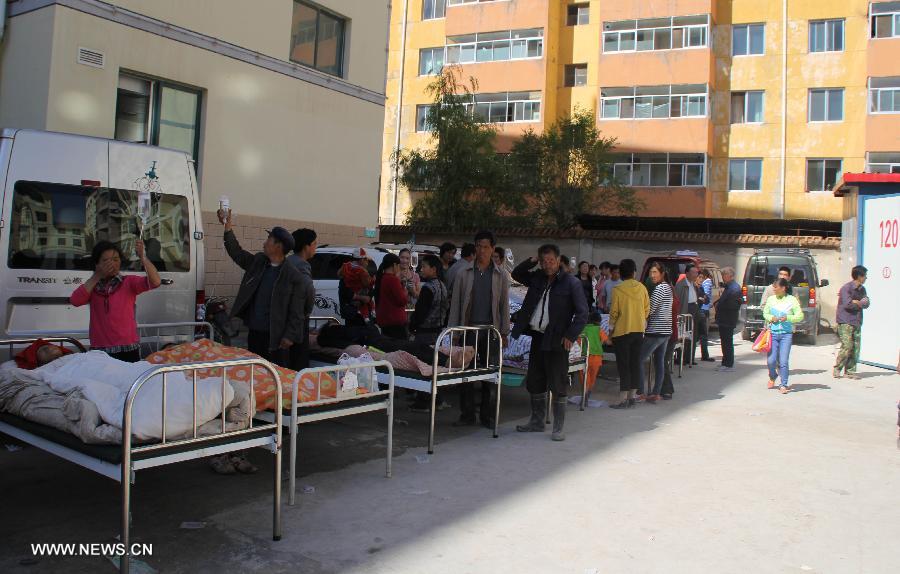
[0,129,205,338]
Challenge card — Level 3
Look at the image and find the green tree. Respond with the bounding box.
[508,108,643,228]
[392,68,524,228]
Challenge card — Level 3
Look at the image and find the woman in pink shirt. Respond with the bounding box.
[70,240,161,362]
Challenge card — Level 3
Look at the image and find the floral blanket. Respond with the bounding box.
[145,340,364,411]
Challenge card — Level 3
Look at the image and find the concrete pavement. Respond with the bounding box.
[1,336,898,573]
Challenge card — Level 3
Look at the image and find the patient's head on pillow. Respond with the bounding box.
[36,344,65,366]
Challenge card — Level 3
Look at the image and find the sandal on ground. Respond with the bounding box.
[210,454,237,475]
[230,454,258,474]
[778,386,792,395]
[767,379,775,389]
[844,373,861,380]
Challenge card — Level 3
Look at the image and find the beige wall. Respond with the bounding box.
[0,8,55,130]
[0,4,387,229]
[106,0,389,94]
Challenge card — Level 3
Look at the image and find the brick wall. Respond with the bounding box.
[201,210,372,301]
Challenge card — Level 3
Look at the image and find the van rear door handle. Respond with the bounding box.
[160,279,174,285]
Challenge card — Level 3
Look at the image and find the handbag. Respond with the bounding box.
[751,328,772,353]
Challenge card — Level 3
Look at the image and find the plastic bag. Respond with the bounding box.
[752,328,772,353]
[337,352,376,393]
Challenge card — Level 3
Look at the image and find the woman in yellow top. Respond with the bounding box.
[763,278,804,394]
[609,259,650,409]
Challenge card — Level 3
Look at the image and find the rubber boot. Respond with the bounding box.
[551,396,567,441]
[516,393,547,432]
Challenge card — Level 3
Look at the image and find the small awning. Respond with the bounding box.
[833,173,900,197]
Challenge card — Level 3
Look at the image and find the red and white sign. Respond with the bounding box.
[860,195,900,367]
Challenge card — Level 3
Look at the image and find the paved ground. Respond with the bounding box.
[2,335,898,574]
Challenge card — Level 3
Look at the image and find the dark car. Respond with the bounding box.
[739,248,828,344]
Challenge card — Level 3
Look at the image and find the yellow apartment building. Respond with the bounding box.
[380,0,900,225]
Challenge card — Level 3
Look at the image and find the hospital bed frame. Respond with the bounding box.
[0,336,283,574]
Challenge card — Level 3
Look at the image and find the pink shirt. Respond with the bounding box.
[70,275,155,348]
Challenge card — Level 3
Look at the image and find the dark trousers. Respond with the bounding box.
[288,334,310,371]
[698,310,711,359]
[661,339,676,396]
[612,332,644,392]
[248,330,289,368]
[381,324,409,340]
[106,348,141,363]
[719,323,736,368]
[459,330,499,422]
[524,332,570,397]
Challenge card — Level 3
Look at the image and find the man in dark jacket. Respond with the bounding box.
[218,209,305,367]
[714,266,742,372]
[286,228,318,370]
[511,244,588,441]
[675,263,701,365]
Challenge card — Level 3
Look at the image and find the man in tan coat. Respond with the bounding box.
[448,230,510,427]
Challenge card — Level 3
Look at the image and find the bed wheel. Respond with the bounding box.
[273,535,282,541]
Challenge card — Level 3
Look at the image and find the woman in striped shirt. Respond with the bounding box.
[641,262,674,402]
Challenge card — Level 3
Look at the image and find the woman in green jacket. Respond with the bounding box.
[763,278,804,394]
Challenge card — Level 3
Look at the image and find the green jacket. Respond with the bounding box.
[763,294,804,335]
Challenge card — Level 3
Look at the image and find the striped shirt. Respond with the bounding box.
[646,281,673,335]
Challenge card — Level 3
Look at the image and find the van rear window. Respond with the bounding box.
[744,256,812,287]
[7,181,190,272]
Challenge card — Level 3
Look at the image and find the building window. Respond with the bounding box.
[446,29,543,64]
[58,238,66,246]
[729,159,763,191]
[612,153,705,187]
[416,105,435,132]
[808,88,844,122]
[565,64,588,87]
[732,23,765,56]
[869,76,900,113]
[731,91,764,123]
[603,15,708,53]
[867,152,900,173]
[114,73,202,161]
[567,3,589,26]
[871,2,900,38]
[290,1,346,77]
[419,47,445,76]
[423,0,446,20]
[601,84,707,119]
[461,91,541,123]
[806,159,843,192]
[809,19,844,52]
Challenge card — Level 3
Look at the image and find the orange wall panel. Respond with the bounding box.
[598,0,714,21]
[445,0,549,35]
[866,115,900,152]
[597,50,713,87]
[598,118,712,154]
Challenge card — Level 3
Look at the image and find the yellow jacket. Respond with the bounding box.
[610,279,650,338]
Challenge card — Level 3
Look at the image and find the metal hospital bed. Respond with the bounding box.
[253,360,396,506]
[309,319,503,455]
[0,336,283,574]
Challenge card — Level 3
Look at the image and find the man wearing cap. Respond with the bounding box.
[218,208,306,366]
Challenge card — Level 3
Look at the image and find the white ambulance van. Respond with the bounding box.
[0,129,205,338]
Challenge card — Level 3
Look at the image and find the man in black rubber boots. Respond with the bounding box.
[512,244,589,441]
